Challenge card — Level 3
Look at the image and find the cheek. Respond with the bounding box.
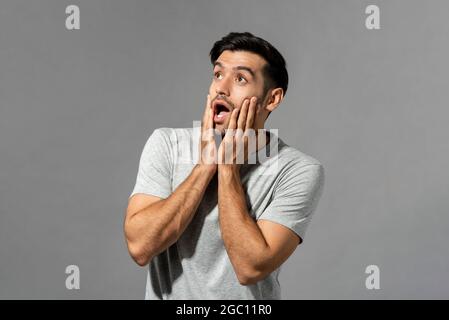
[232,92,250,107]
[236,87,262,101]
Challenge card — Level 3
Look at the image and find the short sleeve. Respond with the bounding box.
[129,128,173,199]
[258,163,325,243]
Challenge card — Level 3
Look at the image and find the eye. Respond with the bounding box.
[214,72,222,79]
[236,75,247,84]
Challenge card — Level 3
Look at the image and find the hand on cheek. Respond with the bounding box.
[218,96,260,169]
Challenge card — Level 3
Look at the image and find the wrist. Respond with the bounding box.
[218,164,240,178]
[194,164,217,178]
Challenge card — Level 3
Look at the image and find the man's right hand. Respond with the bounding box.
[198,94,218,174]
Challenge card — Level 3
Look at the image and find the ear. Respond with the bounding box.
[264,87,284,112]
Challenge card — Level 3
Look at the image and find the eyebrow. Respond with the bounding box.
[214,61,255,79]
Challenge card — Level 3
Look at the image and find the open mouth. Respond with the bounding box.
[213,101,232,123]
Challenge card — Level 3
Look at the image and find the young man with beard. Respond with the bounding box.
[125,32,325,299]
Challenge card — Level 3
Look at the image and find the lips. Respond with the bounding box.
[212,100,232,123]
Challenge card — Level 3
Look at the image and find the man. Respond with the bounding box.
[124,32,325,299]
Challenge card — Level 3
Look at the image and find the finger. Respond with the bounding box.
[246,96,257,131]
[225,107,240,138]
[202,94,215,141]
[206,94,213,128]
[202,94,210,128]
[237,99,249,131]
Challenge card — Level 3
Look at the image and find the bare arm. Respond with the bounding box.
[217,97,299,285]
[125,164,215,266]
[125,94,217,266]
[218,167,299,285]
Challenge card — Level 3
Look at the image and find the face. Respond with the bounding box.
[208,50,272,135]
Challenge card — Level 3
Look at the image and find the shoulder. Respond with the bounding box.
[152,127,195,141]
[142,127,196,159]
[146,127,193,145]
[276,142,325,185]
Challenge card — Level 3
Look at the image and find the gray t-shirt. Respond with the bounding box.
[129,127,324,300]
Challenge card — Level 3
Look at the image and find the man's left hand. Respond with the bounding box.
[218,96,260,173]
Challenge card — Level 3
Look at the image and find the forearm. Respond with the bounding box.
[125,164,215,265]
[218,167,270,281]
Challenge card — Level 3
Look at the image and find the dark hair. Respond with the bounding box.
[209,32,288,97]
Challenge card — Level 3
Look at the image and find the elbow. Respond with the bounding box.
[236,266,267,286]
[127,241,153,267]
[133,254,151,267]
[124,219,154,267]
[238,276,256,286]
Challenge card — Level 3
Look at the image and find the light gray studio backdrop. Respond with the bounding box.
[0,0,448,299]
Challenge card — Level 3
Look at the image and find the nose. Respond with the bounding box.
[215,77,231,97]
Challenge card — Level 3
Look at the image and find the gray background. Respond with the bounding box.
[1,0,448,299]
